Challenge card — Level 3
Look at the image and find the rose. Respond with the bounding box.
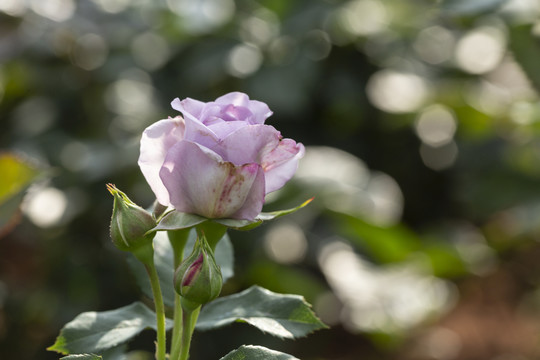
[138,92,304,220]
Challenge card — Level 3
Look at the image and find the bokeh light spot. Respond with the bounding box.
[304,30,332,61]
[420,141,459,171]
[226,44,263,78]
[23,187,68,228]
[414,26,456,65]
[167,0,235,34]
[264,222,308,264]
[30,0,75,22]
[455,26,506,74]
[73,34,108,71]
[12,97,57,136]
[131,32,170,71]
[367,70,429,113]
[0,0,27,16]
[338,0,388,37]
[415,105,457,147]
[91,0,130,13]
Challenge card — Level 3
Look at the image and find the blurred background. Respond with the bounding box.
[2,0,540,359]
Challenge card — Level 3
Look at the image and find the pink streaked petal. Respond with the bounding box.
[159,141,263,220]
[262,139,305,194]
[218,124,280,165]
[230,165,265,220]
[138,117,185,206]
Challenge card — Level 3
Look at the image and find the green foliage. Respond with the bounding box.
[196,286,327,339]
[220,345,299,360]
[60,355,102,360]
[48,302,171,356]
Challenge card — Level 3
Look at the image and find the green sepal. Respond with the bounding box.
[107,184,156,260]
[212,198,314,231]
[149,211,206,232]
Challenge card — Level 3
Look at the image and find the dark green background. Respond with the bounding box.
[2,0,540,359]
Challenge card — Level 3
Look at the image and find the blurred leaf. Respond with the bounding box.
[48,302,172,355]
[196,286,327,338]
[220,345,299,360]
[440,0,508,15]
[247,260,326,304]
[331,212,421,263]
[509,24,540,94]
[127,230,234,308]
[454,105,494,139]
[0,153,43,236]
[424,243,467,277]
[0,153,40,202]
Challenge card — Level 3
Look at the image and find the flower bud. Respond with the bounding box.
[174,234,223,305]
[107,184,156,257]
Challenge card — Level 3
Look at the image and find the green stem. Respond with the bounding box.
[179,299,201,360]
[196,221,227,251]
[145,262,167,360]
[168,230,190,360]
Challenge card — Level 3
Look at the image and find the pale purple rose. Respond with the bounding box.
[138,92,305,220]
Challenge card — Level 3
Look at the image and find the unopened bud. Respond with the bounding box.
[107,184,156,260]
[174,234,222,305]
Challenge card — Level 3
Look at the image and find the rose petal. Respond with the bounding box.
[206,120,247,141]
[218,124,280,165]
[261,139,305,194]
[138,117,185,206]
[159,141,265,220]
[182,116,219,150]
[171,97,205,123]
[216,92,272,124]
[215,92,250,107]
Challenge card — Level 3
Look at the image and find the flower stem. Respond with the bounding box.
[168,229,190,360]
[179,299,201,360]
[145,262,167,360]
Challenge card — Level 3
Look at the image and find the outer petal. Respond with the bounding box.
[138,117,185,206]
[261,139,305,194]
[159,141,265,220]
[218,124,280,165]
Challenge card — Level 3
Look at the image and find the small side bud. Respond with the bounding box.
[174,233,223,305]
[107,184,156,262]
